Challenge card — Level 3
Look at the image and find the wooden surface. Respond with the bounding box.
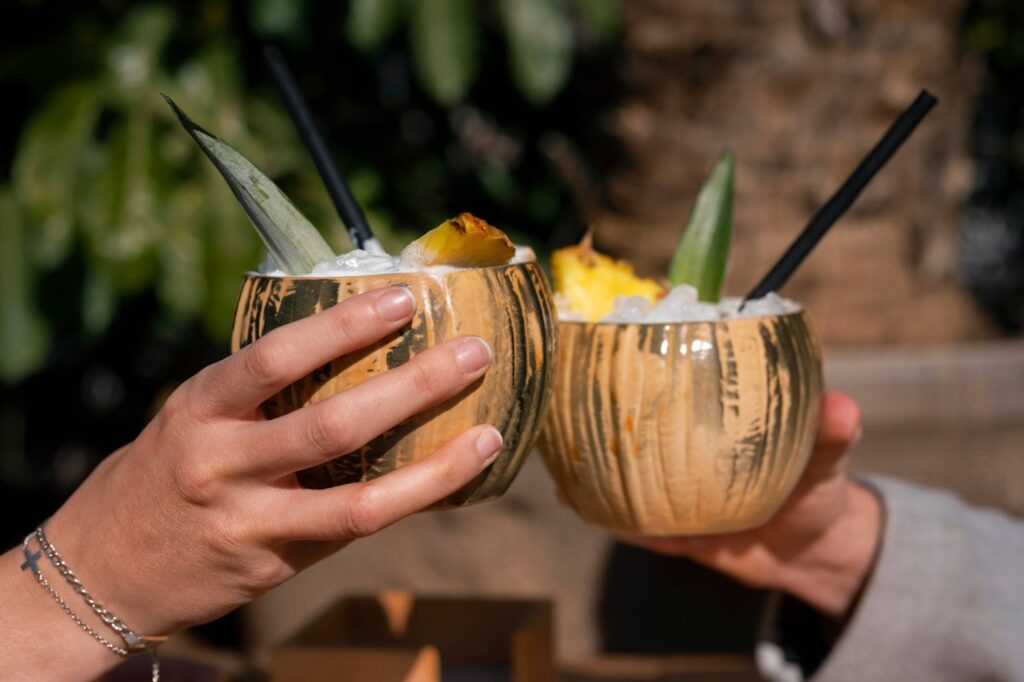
[231,262,557,506]
[585,0,989,345]
[539,312,822,535]
[271,647,439,682]
[277,593,558,682]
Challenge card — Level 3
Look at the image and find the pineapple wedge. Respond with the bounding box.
[552,233,665,322]
[401,213,516,267]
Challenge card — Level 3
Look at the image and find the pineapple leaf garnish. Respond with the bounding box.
[668,148,734,302]
[163,95,335,275]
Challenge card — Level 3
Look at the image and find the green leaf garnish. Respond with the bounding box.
[162,95,335,275]
[668,148,735,302]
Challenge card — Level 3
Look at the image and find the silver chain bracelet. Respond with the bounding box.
[21,528,165,682]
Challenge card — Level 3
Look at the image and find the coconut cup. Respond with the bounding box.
[231,261,557,508]
[537,309,822,535]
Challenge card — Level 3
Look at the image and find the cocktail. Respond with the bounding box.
[538,88,936,535]
[539,235,822,535]
[537,174,823,534]
[167,98,556,508]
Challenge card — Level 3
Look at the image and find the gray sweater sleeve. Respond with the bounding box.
[757,476,1024,682]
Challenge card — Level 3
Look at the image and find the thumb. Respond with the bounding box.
[803,391,862,482]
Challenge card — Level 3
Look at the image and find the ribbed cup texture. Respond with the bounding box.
[231,262,557,507]
[537,311,822,535]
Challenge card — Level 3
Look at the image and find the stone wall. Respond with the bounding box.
[588,0,994,344]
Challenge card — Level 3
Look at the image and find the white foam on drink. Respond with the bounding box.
[559,284,800,323]
[256,245,537,277]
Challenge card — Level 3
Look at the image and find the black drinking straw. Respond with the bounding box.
[263,46,383,253]
[744,89,938,303]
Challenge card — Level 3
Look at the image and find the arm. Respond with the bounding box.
[621,392,1024,680]
[766,476,1024,681]
[0,286,501,681]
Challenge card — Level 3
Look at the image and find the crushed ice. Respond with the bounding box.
[561,284,800,323]
[312,249,401,275]
[253,245,536,277]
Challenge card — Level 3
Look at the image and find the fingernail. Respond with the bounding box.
[456,337,492,373]
[377,288,416,321]
[475,427,503,465]
[852,426,864,446]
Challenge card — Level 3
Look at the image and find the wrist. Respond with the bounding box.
[0,544,121,680]
[42,446,183,638]
[776,481,883,619]
[45,501,174,639]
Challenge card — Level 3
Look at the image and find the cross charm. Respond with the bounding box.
[20,546,42,575]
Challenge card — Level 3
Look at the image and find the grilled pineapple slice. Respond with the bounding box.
[552,233,664,322]
[401,213,515,267]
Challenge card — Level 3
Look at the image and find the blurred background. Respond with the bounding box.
[2,0,1022,677]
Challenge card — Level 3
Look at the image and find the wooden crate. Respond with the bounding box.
[271,647,438,682]
[271,591,557,682]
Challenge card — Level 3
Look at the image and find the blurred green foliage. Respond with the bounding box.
[3,6,341,381]
[965,1,1024,73]
[0,0,620,385]
[346,0,614,106]
[961,0,1024,328]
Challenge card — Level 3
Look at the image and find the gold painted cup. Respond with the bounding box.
[537,310,822,535]
[231,262,557,508]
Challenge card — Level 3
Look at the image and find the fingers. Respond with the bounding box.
[817,391,862,449]
[271,425,503,542]
[241,336,493,478]
[802,391,862,482]
[189,287,417,418]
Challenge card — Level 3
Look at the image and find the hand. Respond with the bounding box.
[1,286,501,678]
[619,392,881,619]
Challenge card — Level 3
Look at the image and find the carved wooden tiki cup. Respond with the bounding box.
[537,311,823,535]
[231,262,557,508]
